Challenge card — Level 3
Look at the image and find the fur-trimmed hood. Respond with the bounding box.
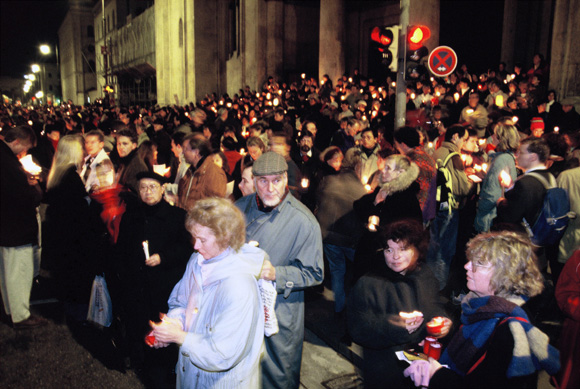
[379,161,420,195]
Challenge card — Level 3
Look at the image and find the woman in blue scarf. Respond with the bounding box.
[404,231,560,388]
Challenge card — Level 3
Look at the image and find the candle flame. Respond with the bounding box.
[19,155,42,175]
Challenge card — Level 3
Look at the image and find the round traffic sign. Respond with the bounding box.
[428,46,458,77]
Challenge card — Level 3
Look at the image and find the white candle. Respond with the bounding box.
[142,241,150,260]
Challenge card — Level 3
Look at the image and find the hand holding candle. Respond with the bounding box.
[499,169,512,188]
[400,311,424,334]
[142,240,150,260]
[426,316,452,338]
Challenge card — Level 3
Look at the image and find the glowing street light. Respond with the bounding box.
[31,64,41,73]
[28,74,36,81]
[40,44,51,55]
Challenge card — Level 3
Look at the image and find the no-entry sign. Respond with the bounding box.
[428,46,458,77]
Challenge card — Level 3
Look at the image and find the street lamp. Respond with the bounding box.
[40,44,51,55]
[31,64,40,73]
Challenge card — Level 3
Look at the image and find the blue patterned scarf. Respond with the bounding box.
[439,292,560,378]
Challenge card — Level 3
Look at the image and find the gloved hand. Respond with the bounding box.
[404,360,430,387]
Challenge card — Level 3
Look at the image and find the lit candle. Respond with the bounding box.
[19,155,42,176]
[426,317,444,335]
[554,126,559,133]
[466,108,474,115]
[153,164,171,176]
[391,82,396,87]
[266,92,271,100]
[410,93,416,100]
[512,116,519,123]
[482,163,488,172]
[428,142,434,149]
[301,73,306,79]
[474,164,482,172]
[142,240,150,260]
[301,178,309,188]
[226,102,232,108]
[273,97,280,106]
[461,154,467,162]
[365,184,372,192]
[248,240,259,247]
[256,93,260,98]
[240,148,246,156]
[499,169,512,188]
[495,95,504,107]
[362,175,369,185]
[348,77,353,83]
[362,115,367,121]
[478,139,486,146]
[454,92,460,102]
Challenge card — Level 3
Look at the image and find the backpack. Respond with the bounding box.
[522,172,573,246]
[435,151,460,214]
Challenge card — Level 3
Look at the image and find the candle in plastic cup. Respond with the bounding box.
[301,178,309,188]
[145,330,156,346]
[428,342,442,360]
[423,336,436,355]
[426,317,444,335]
[499,170,512,188]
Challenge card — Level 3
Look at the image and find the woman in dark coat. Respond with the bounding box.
[347,220,449,388]
[42,135,102,322]
[353,154,423,279]
[115,171,192,387]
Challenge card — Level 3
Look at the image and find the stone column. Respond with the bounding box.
[319,0,345,86]
[550,0,580,98]
[501,0,517,69]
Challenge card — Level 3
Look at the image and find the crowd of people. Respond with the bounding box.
[1,54,579,388]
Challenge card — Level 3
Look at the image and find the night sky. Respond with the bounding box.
[0,0,504,80]
[0,1,69,79]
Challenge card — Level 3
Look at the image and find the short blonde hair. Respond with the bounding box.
[495,123,520,152]
[466,231,544,298]
[185,198,246,251]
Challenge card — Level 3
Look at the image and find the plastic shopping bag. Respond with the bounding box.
[87,274,113,327]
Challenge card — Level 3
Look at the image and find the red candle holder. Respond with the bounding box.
[423,336,436,355]
[428,342,442,360]
[426,317,444,335]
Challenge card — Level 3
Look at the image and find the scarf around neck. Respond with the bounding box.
[439,292,560,378]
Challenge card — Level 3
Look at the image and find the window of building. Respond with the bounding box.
[49,85,53,91]
[228,0,240,57]
[88,25,94,37]
[48,73,52,78]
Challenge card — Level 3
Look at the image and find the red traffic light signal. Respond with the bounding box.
[371,27,394,51]
[408,25,431,50]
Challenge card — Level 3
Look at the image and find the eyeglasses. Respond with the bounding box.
[384,246,411,256]
[471,260,493,271]
[139,184,161,193]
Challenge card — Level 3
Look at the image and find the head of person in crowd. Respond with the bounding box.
[45,124,61,143]
[2,125,37,156]
[47,134,85,190]
[468,91,481,109]
[561,97,577,114]
[394,126,420,154]
[444,124,469,149]
[186,197,246,260]
[84,130,105,158]
[269,134,291,158]
[544,132,569,160]
[494,123,521,153]
[182,133,212,168]
[137,171,168,207]
[252,151,289,207]
[171,131,187,159]
[138,140,158,170]
[211,151,230,175]
[516,136,550,172]
[464,231,543,298]
[360,127,378,151]
[248,123,264,138]
[529,117,545,138]
[547,90,557,102]
[346,118,361,137]
[380,219,429,275]
[462,128,480,154]
[301,121,318,139]
[320,146,344,172]
[298,131,314,154]
[506,95,518,111]
[342,147,362,175]
[238,156,255,197]
[246,136,265,161]
[116,129,138,158]
[379,153,418,187]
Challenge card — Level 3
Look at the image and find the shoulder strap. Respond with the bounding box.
[526,171,556,189]
[441,151,460,168]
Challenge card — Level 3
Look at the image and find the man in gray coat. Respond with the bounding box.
[236,152,324,388]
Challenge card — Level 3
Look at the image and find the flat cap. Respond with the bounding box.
[252,151,288,176]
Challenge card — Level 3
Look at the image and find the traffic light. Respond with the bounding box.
[370,26,400,72]
[407,25,430,62]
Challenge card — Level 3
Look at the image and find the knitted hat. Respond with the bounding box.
[530,117,544,131]
[252,152,288,176]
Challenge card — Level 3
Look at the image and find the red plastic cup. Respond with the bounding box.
[145,330,155,346]
[423,336,436,355]
[426,317,444,336]
[428,342,442,360]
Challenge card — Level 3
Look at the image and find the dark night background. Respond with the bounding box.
[1,0,505,80]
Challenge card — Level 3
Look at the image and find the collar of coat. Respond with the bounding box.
[379,160,419,195]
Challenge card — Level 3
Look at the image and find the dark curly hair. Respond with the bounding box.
[381,219,429,265]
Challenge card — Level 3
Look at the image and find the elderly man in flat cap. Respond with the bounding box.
[235,152,324,389]
[115,171,191,387]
